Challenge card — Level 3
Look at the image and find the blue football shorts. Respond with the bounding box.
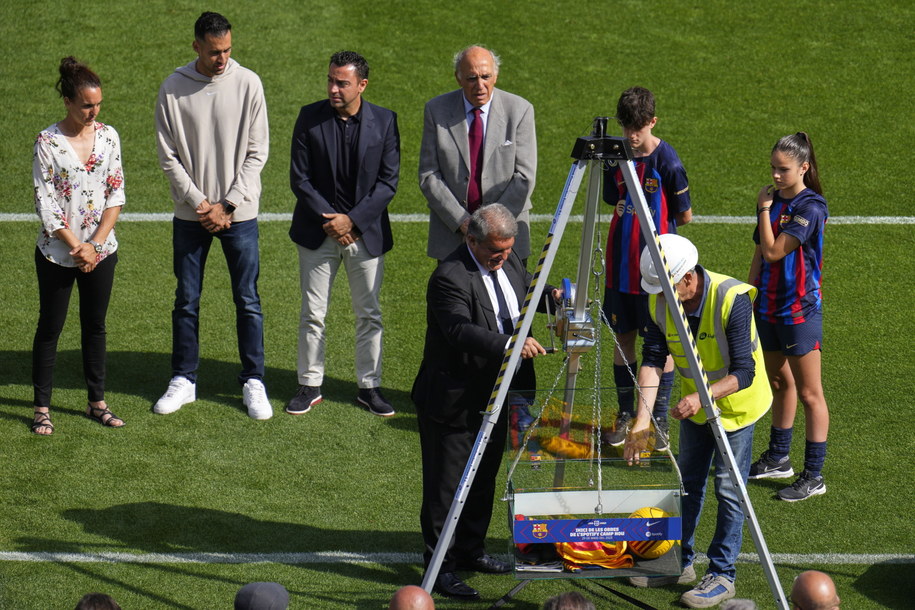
[602,288,650,336]
[756,309,823,356]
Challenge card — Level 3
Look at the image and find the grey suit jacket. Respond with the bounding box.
[419,88,536,260]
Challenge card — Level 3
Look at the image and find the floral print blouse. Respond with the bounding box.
[33,122,125,267]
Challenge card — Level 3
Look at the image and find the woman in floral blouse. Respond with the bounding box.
[31,57,126,434]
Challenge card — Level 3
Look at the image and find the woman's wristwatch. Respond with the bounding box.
[88,240,103,253]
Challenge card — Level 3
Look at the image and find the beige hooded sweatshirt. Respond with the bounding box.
[155,58,268,222]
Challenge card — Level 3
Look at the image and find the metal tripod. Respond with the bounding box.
[421,118,788,609]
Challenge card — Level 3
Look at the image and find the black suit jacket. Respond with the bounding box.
[288,99,400,257]
[412,245,549,427]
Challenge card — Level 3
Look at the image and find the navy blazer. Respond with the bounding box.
[412,245,551,426]
[289,99,400,257]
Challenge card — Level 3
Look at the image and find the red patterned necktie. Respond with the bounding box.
[467,107,483,212]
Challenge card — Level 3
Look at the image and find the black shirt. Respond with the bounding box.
[332,105,362,213]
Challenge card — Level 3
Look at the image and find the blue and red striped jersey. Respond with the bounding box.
[753,188,828,324]
[603,139,691,294]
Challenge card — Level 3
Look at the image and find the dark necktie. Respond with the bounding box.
[490,271,514,335]
[467,108,483,212]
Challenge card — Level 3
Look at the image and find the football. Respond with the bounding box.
[628,506,677,559]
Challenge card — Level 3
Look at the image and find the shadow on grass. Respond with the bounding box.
[14,502,428,607]
[744,476,793,500]
[17,500,618,608]
[852,560,914,608]
[775,562,914,610]
[49,502,420,556]
[0,349,415,427]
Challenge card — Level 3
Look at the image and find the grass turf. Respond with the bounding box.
[1,0,913,608]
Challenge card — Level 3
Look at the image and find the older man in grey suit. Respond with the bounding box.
[419,45,537,262]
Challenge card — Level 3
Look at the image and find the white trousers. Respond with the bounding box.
[296,239,384,388]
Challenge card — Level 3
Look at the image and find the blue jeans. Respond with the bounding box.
[171,218,264,384]
[678,418,755,581]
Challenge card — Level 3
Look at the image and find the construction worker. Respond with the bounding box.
[623,233,772,608]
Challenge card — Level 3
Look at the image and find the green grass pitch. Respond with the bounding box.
[0,0,913,608]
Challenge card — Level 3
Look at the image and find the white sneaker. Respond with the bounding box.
[243,379,272,420]
[153,376,196,414]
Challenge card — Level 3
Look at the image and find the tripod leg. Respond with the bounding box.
[489,580,532,609]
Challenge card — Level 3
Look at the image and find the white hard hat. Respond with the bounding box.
[640,233,699,294]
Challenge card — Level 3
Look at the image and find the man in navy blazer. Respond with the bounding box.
[288,51,400,417]
[412,204,557,600]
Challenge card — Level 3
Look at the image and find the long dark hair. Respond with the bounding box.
[773,132,822,195]
[55,56,101,100]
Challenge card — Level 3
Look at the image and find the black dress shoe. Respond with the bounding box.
[457,553,512,573]
[433,572,479,600]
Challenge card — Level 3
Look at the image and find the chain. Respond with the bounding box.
[503,351,572,491]
[588,236,604,513]
[595,272,683,487]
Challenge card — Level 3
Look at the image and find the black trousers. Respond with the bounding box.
[418,404,509,574]
[32,248,117,406]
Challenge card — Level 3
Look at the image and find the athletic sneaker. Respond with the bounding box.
[286,385,322,415]
[748,450,794,479]
[356,387,395,417]
[153,376,196,414]
[243,379,272,420]
[603,411,634,447]
[777,470,826,502]
[629,563,695,588]
[653,416,670,451]
[680,574,735,608]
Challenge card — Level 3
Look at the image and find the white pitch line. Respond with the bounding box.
[1,213,914,225]
[0,550,420,564]
[739,553,915,565]
[0,550,911,565]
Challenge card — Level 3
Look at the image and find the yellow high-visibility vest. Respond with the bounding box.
[649,270,771,431]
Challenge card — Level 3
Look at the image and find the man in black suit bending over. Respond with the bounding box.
[412,203,557,600]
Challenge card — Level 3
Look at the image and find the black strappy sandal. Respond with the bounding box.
[86,403,125,428]
[31,410,54,435]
